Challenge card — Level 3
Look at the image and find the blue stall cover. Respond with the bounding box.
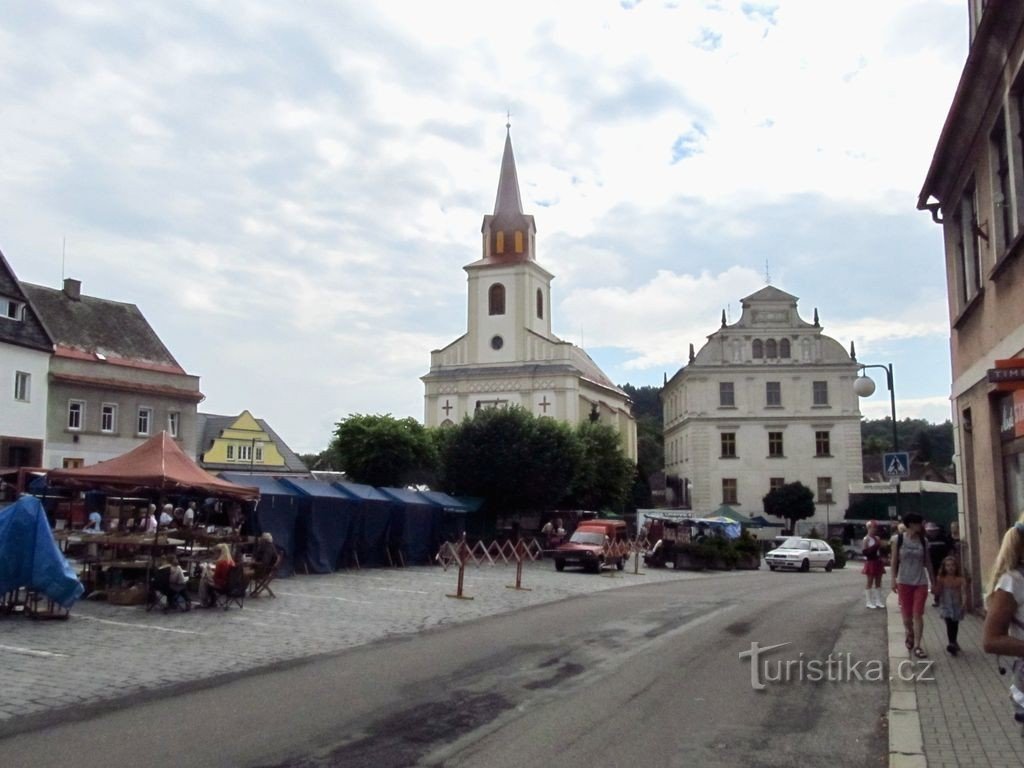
[220,473,302,576]
[333,482,398,567]
[0,496,84,608]
[279,478,356,573]
[378,487,442,565]
[418,491,470,512]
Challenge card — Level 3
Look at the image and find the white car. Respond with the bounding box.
[766,537,835,572]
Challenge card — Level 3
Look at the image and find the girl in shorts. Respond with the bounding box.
[891,513,935,658]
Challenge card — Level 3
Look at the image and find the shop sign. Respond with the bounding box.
[1001,390,1024,440]
[990,358,1024,391]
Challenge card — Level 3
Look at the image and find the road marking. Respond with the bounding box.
[273,591,376,605]
[0,644,68,658]
[75,615,200,635]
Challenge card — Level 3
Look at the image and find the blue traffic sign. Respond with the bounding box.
[883,451,910,479]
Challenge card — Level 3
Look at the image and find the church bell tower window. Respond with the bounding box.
[495,231,505,254]
[536,289,543,319]
[488,283,506,315]
[515,230,524,253]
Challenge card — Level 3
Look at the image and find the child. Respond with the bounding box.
[936,555,966,655]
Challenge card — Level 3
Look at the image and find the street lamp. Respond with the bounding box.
[854,363,901,521]
[825,487,833,538]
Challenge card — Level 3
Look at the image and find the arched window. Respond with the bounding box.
[765,339,778,358]
[780,339,791,358]
[536,288,543,319]
[488,283,505,315]
[752,339,764,359]
[495,231,505,254]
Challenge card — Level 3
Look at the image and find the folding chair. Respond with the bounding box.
[215,564,249,610]
[250,551,281,599]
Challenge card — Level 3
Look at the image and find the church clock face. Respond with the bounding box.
[490,335,504,350]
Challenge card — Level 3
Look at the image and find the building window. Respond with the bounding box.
[514,230,524,253]
[779,339,791,358]
[488,283,505,315]
[992,111,1013,252]
[137,407,152,436]
[68,400,84,431]
[2,299,23,321]
[720,432,737,458]
[815,430,831,457]
[722,478,738,505]
[956,182,982,306]
[536,289,543,319]
[813,380,829,406]
[63,458,84,469]
[495,231,505,254]
[255,444,264,462]
[768,431,784,457]
[719,381,735,407]
[227,445,235,460]
[14,371,30,402]
[766,381,781,407]
[752,339,764,359]
[168,411,180,438]
[765,339,778,358]
[101,404,117,433]
[817,477,832,503]
[239,444,252,461]
[769,477,785,493]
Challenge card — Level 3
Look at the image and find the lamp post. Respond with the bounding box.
[825,487,833,539]
[854,363,901,522]
[685,479,693,510]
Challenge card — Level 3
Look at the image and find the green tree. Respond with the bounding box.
[440,407,579,515]
[620,383,664,485]
[564,421,635,512]
[763,481,815,533]
[331,414,437,487]
[860,417,954,467]
[297,449,342,471]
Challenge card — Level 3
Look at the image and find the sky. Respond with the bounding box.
[0,0,968,454]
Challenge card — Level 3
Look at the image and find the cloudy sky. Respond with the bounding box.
[0,1,967,453]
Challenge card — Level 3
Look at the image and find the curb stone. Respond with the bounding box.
[886,590,927,768]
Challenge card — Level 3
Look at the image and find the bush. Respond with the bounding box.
[827,538,847,569]
[733,530,760,556]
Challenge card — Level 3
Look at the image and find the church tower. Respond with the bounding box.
[423,126,637,461]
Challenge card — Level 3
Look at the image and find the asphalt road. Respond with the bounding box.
[3,567,888,768]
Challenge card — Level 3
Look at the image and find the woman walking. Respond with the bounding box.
[862,521,886,609]
[891,513,935,658]
[982,516,1024,718]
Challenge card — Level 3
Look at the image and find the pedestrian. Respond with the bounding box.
[143,504,158,534]
[982,515,1024,718]
[861,520,886,609]
[158,503,174,529]
[925,522,951,606]
[891,512,935,659]
[936,555,966,655]
[183,501,196,528]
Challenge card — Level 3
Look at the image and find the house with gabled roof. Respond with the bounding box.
[196,410,308,475]
[0,249,54,470]
[21,277,203,468]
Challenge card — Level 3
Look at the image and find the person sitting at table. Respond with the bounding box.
[199,543,235,607]
[143,504,159,534]
[158,503,174,529]
[155,555,190,612]
[84,510,103,533]
[183,501,197,528]
[254,533,278,580]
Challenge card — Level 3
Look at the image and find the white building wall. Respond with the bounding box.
[0,344,49,440]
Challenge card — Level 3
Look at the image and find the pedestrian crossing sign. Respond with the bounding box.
[883,451,910,479]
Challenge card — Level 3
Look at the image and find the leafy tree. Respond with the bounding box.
[440,407,579,515]
[620,383,664,484]
[763,481,815,532]
[297,449,342,471]
[564,421,635,512]
[860,418,954,467]
[331,414,437,487]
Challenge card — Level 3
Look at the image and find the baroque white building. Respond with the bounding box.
[662,286,863,529]
[422,128,637,461]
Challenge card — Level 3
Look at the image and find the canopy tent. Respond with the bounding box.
[333,482,400,567]
[418,490,470,541]
[279,478,357,573]
[0,496,84,608]
[220,473,300,577]
[748,515,780,528]
[695,517,742,540]
[710,504,756,526]
[378,487,441,565]
[47,432,259,502]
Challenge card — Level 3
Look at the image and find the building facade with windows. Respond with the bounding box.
[196,410,308,476]
[662,286,864,528]
[22,278,202,468]
[917,1,1024,598]
[0,250,53,469]
[422,127,637,460]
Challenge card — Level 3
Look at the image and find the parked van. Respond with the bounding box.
[553,519,629,573]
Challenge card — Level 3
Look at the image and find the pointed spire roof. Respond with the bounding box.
[493,125,524,218]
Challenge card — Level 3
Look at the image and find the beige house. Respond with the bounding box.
[422,127,637,460]
[662,286,863,528]
[917,2,1024,599]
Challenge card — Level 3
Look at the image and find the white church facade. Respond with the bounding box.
[422,128,637,461]
[662,286,863,529]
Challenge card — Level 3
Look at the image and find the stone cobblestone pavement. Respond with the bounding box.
[0,561,705,730]
[888,591,1024,768]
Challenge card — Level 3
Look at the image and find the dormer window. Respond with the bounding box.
[495,231,505,254]
[488,283,506,315]
[2,299,24,321]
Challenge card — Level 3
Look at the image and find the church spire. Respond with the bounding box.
[493,124,524,218]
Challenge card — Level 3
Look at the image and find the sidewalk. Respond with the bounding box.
[887,591,1024,767]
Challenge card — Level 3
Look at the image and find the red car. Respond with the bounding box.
[553,520,629,573]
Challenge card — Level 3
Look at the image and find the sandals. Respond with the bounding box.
[913,647,928,659]
[905,633,914,651]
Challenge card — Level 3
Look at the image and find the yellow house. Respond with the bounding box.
[196,411,307,474]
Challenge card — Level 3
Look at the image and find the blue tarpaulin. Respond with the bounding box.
[0,496,84,608]
[220,474,302,577]
[279,478,356,574]
[378,488,441,565]
[333,482,399,567]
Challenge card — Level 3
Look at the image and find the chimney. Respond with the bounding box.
[63,278,81,301]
